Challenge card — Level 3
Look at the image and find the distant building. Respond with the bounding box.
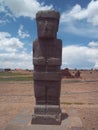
[4,68,11,72]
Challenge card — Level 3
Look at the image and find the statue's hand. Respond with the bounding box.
[47,58,61,66]
[33,57,45,65]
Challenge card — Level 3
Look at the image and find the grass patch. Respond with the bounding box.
[0,72,13,76]
[61,102,85,105]
[62,80,81,83]
[74,102,84,105]
[0,71,33,81]
[0,72,32,76]
[0,76,33,81]
[0,77,33,81]
[61,102,72,105]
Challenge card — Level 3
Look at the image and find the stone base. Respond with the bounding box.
[5,109,85,130]
[31,105,61,125]
[31,114,61,125]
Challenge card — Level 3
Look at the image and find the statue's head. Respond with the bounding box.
[36,10,60,39]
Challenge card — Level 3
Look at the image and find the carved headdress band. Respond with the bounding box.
[36,10,60,21]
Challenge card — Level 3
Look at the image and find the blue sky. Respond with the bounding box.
[0,0,98,69]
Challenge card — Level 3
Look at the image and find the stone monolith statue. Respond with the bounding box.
[31,10,62,125]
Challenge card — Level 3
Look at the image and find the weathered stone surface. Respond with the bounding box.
[33,72,61,81]
[34,105,46,114]
[33,57,46,65]
[47,58,61,66]
[32,105,62,124]
[36,10,60,39]
[34,81,61,105]
[36,10,60,20]
[33,57,61,66]
[31,113,61,125]
[33,105,61,114]
[32,10,62,125]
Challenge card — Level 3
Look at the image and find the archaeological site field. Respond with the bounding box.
[0,70,98,130]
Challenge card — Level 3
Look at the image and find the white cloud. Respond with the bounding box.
[0,32,10,39]
[18,25,30,39]
[0,0,5,13]
[0,32,32,69]
[94,62,98,68]
[2,0,53,19]
[0,32,24,52]
[61,4,82,22]
[0,52,32,69]
[61,0,98,26]
[0,19,9,24]
[62,43,98,69]
[88,41,98,48]
[60,21,98,39]
[60,0,98,39]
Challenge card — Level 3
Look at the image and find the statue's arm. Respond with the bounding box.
[33,57,45,65]
[47,58,61,65]
[33,40,45,65]
[48,39,62,66]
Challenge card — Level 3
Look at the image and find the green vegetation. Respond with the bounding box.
[61,102,85,105]
[0,76,33,81]
[61,102,72,105]
[0,71,33,81]
[0,72,31,76]
[62,79,81,83]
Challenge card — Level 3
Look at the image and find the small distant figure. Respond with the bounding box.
[75,70,80,78]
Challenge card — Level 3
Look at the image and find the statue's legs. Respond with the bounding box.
[34,81,46,105]
[32,80,62,124]
[46,81,61,105]
[34,81,61,105]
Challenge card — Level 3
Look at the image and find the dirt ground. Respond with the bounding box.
[0,70,98,130]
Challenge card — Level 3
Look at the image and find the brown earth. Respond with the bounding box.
[0,70,98,130]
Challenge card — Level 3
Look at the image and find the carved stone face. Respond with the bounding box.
[37,18,59,39]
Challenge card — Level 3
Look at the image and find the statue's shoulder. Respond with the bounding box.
[33,38,39,46]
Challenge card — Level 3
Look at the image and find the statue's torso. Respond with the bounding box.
[33,39,62,72]
[33,39,62,58]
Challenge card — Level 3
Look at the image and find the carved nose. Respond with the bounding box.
[45,21,48,26]
[44,21,48,31]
